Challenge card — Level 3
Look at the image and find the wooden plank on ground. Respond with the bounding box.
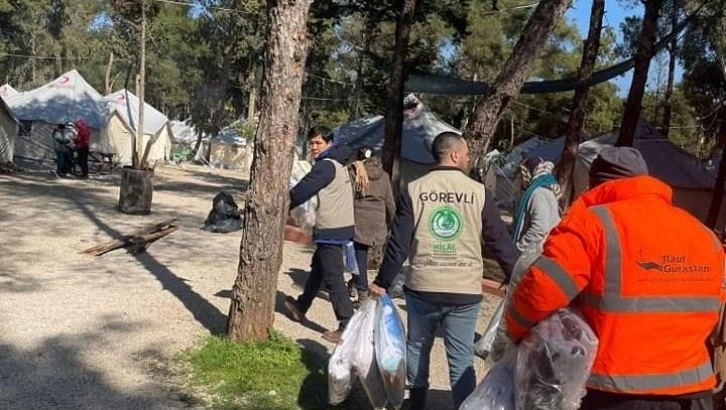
[80,219,178,256]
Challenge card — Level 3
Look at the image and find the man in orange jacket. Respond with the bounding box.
[505,146,725,410]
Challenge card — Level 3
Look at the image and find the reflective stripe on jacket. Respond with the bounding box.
[505,175,725,396]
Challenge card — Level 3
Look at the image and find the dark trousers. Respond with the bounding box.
[55,150,72,175]
[353,242,369,292]
[296,244,354,329]
[581,389,714,410]
[76,146,89,176]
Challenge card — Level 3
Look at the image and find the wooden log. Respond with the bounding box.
[81,219,177,256]
[126,225,178,254]
[118,167,154,215]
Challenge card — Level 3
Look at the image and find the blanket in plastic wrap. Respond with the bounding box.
[374,294,406,409]
[514,309,598,410]
[460,350,517,410]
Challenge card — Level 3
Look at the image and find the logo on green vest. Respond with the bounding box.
[429,207,463,241]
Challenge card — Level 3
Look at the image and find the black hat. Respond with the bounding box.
[589,146,649,186]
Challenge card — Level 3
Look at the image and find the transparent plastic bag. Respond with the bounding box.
[344,242,360,276]
[514,309,598,410]
[350,298,387,408]
[374,294,406,409]
[328,299,368,405]
[460,349,517,410]
[490,248,542,363]
[475,298,505,360]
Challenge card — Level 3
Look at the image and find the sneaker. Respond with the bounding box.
[284,296,306,323]
[322,329,342,344]
[347,278,357,299]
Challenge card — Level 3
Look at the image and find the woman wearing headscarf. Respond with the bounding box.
[348,146,395,306]
[511,157,561,252]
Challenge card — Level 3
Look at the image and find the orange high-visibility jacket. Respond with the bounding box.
[506,175,725,396]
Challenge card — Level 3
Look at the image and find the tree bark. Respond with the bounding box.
[382,0,417,198]
[227,0,312,343]
[105,51,115,95]
[706,122,726,228]
[135,2,147,168]
[662,0,679,136]
[349,20,374,122]
[558,0,605,207]
[617,0,664,147]
[463,0,571,161]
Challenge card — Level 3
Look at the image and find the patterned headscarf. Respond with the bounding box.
[520,157,561,199]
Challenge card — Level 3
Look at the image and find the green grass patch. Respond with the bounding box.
[182,331,338,410]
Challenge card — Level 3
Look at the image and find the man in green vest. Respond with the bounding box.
[370,132,520,409]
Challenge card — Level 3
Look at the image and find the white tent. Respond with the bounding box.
[333,94,461,188]
[0,97,19,163]
[102,89,172,166]
[7,70,109,162]
[206,124,253,171]
[573,121,726,226]
[0,84,19,99]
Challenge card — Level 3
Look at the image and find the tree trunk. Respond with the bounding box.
[137,3,148,169]
[191,131,204,157]
[706,123,726,228]
[349,21,374,122]
[382,0,417,197]
[247,68,257,123]
[227,0,312,343]
[558,0,605,207]
[617,0,664,146]
[662,0,679,136]
[105,51,115,95]
[463,0,571,160]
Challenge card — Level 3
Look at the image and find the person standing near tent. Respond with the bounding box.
[73,119,90,179]
[369,132,520,409]
[512,156,561,251]
[51,123,74,177]
[505,146,725,410]
[346,146,395,307]
[284,126,356,344]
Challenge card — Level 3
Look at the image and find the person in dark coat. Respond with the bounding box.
[347,146,395,306]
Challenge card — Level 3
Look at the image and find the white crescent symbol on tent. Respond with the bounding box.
[59,75,70,84]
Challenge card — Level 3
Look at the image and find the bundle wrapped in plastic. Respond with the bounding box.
[514,309,598,410]
[460,350,517,410]
[374,294,406,409]
[488,247,542,363]
[289,159,317,233]
[328,298,370,405]
[351,298,387,408]
[474,298,505,361]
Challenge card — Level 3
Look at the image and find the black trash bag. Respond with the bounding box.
[203,191,243,233]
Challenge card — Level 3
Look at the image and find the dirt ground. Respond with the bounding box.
[0,163,502,409]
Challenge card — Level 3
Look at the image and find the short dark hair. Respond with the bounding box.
[432,132,464,163]
[307,126,332,142]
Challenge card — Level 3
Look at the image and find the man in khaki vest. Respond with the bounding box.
[285,126,355,344]
[370,132,520,409]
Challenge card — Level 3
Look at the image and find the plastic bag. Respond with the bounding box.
[475,298,505,360]
[374,294,406,409]
[344,242,360,276]
[202,191,243,233]
[514,309,598,410]
[328,299,369,405]
[490,248,542,362]
[350,298,387,408]
[460,349,517,410]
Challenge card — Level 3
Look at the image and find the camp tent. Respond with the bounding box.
[333,94,461,188]
[103,89,173,166]
[570,121,726,225]
[6,70,109,162]
[205,125,253,171]
[0,84,19,99]
[0,97,19,163]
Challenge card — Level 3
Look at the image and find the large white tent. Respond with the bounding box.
[0,97,19,163]
[102,90,172,166]
[333,94,461,188]
[0,84,19,99]
[6,70,109,162]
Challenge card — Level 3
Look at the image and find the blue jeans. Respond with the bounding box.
[405,292,479,408]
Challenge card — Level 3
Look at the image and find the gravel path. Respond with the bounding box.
[0,164,502,410]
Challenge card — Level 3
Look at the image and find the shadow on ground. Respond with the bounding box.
[0,315,191,409]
